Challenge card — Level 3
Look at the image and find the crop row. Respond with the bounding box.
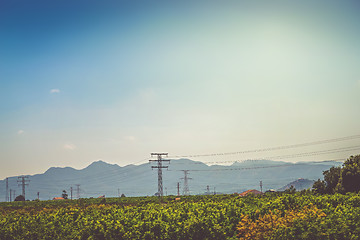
[1,193,360,239]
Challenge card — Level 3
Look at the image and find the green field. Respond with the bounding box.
[1,192,360,239]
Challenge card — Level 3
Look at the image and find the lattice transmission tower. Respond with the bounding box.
[17,176,30,199]
[149,153,170,197]
[180,170,192,196]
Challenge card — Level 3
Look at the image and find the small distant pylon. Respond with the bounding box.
[17,176,30,199]
[5,178,8,202]
[75,184,81,199]
[180,170,192,196]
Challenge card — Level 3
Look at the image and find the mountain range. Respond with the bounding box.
[0,159,341,200]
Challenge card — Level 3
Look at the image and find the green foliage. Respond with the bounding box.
[0,195,245,240]
[338,155,360,193]
[323,166,341,193]
[14,195,25,201]
[312,179,326,194]
[1,193,360,239]
[313,154,360,194]
[284,185,296,194]
[62,190,68,199]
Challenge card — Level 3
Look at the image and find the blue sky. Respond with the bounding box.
[1,0,360,178]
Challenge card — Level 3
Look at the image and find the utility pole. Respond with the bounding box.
[180,170,192,196]
[9,189,12,202]
[70,187,73,200]
[260,180,263,193]
[149,153,170,198]
[206,185,210,195]
[17,176,30,199]
[13,190,15,201]
[177,182,180,196]
[118,188,120,198]
[37,192,40,200]
[214,187,216,195]
[75,184,80,199]
[6,178,8,202]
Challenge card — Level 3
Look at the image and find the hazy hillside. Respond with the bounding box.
[0,159,341,200]
[277,178,315,191]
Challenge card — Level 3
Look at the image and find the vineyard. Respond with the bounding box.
[1,192,360,239]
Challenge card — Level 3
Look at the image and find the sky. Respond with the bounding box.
[1,0,360,179]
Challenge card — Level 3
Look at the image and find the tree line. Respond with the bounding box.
[313,154,360,194]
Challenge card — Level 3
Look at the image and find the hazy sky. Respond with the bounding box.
[1,0,360,179]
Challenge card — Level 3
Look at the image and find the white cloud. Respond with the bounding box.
[50,89,60,93]
[64,143,76,150]
[17,130,24,135]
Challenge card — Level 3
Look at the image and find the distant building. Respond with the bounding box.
[52,197,65,200]
[239,189,263,197]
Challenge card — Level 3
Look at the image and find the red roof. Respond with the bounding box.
[52,197,65,200]
[239,189,263,197]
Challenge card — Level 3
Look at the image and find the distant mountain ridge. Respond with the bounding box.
[0,159,341,200]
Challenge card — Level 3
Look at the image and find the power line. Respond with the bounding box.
[174,164,290,172]
[168,145,359,165]
[30,166,145,186]
[169,158,343,172]
[6,134,357,199]
[269,145,360,160]
[31,168,150,192]
[169,134,360,158]
[30,157,343,197]
[5,158,151,188]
